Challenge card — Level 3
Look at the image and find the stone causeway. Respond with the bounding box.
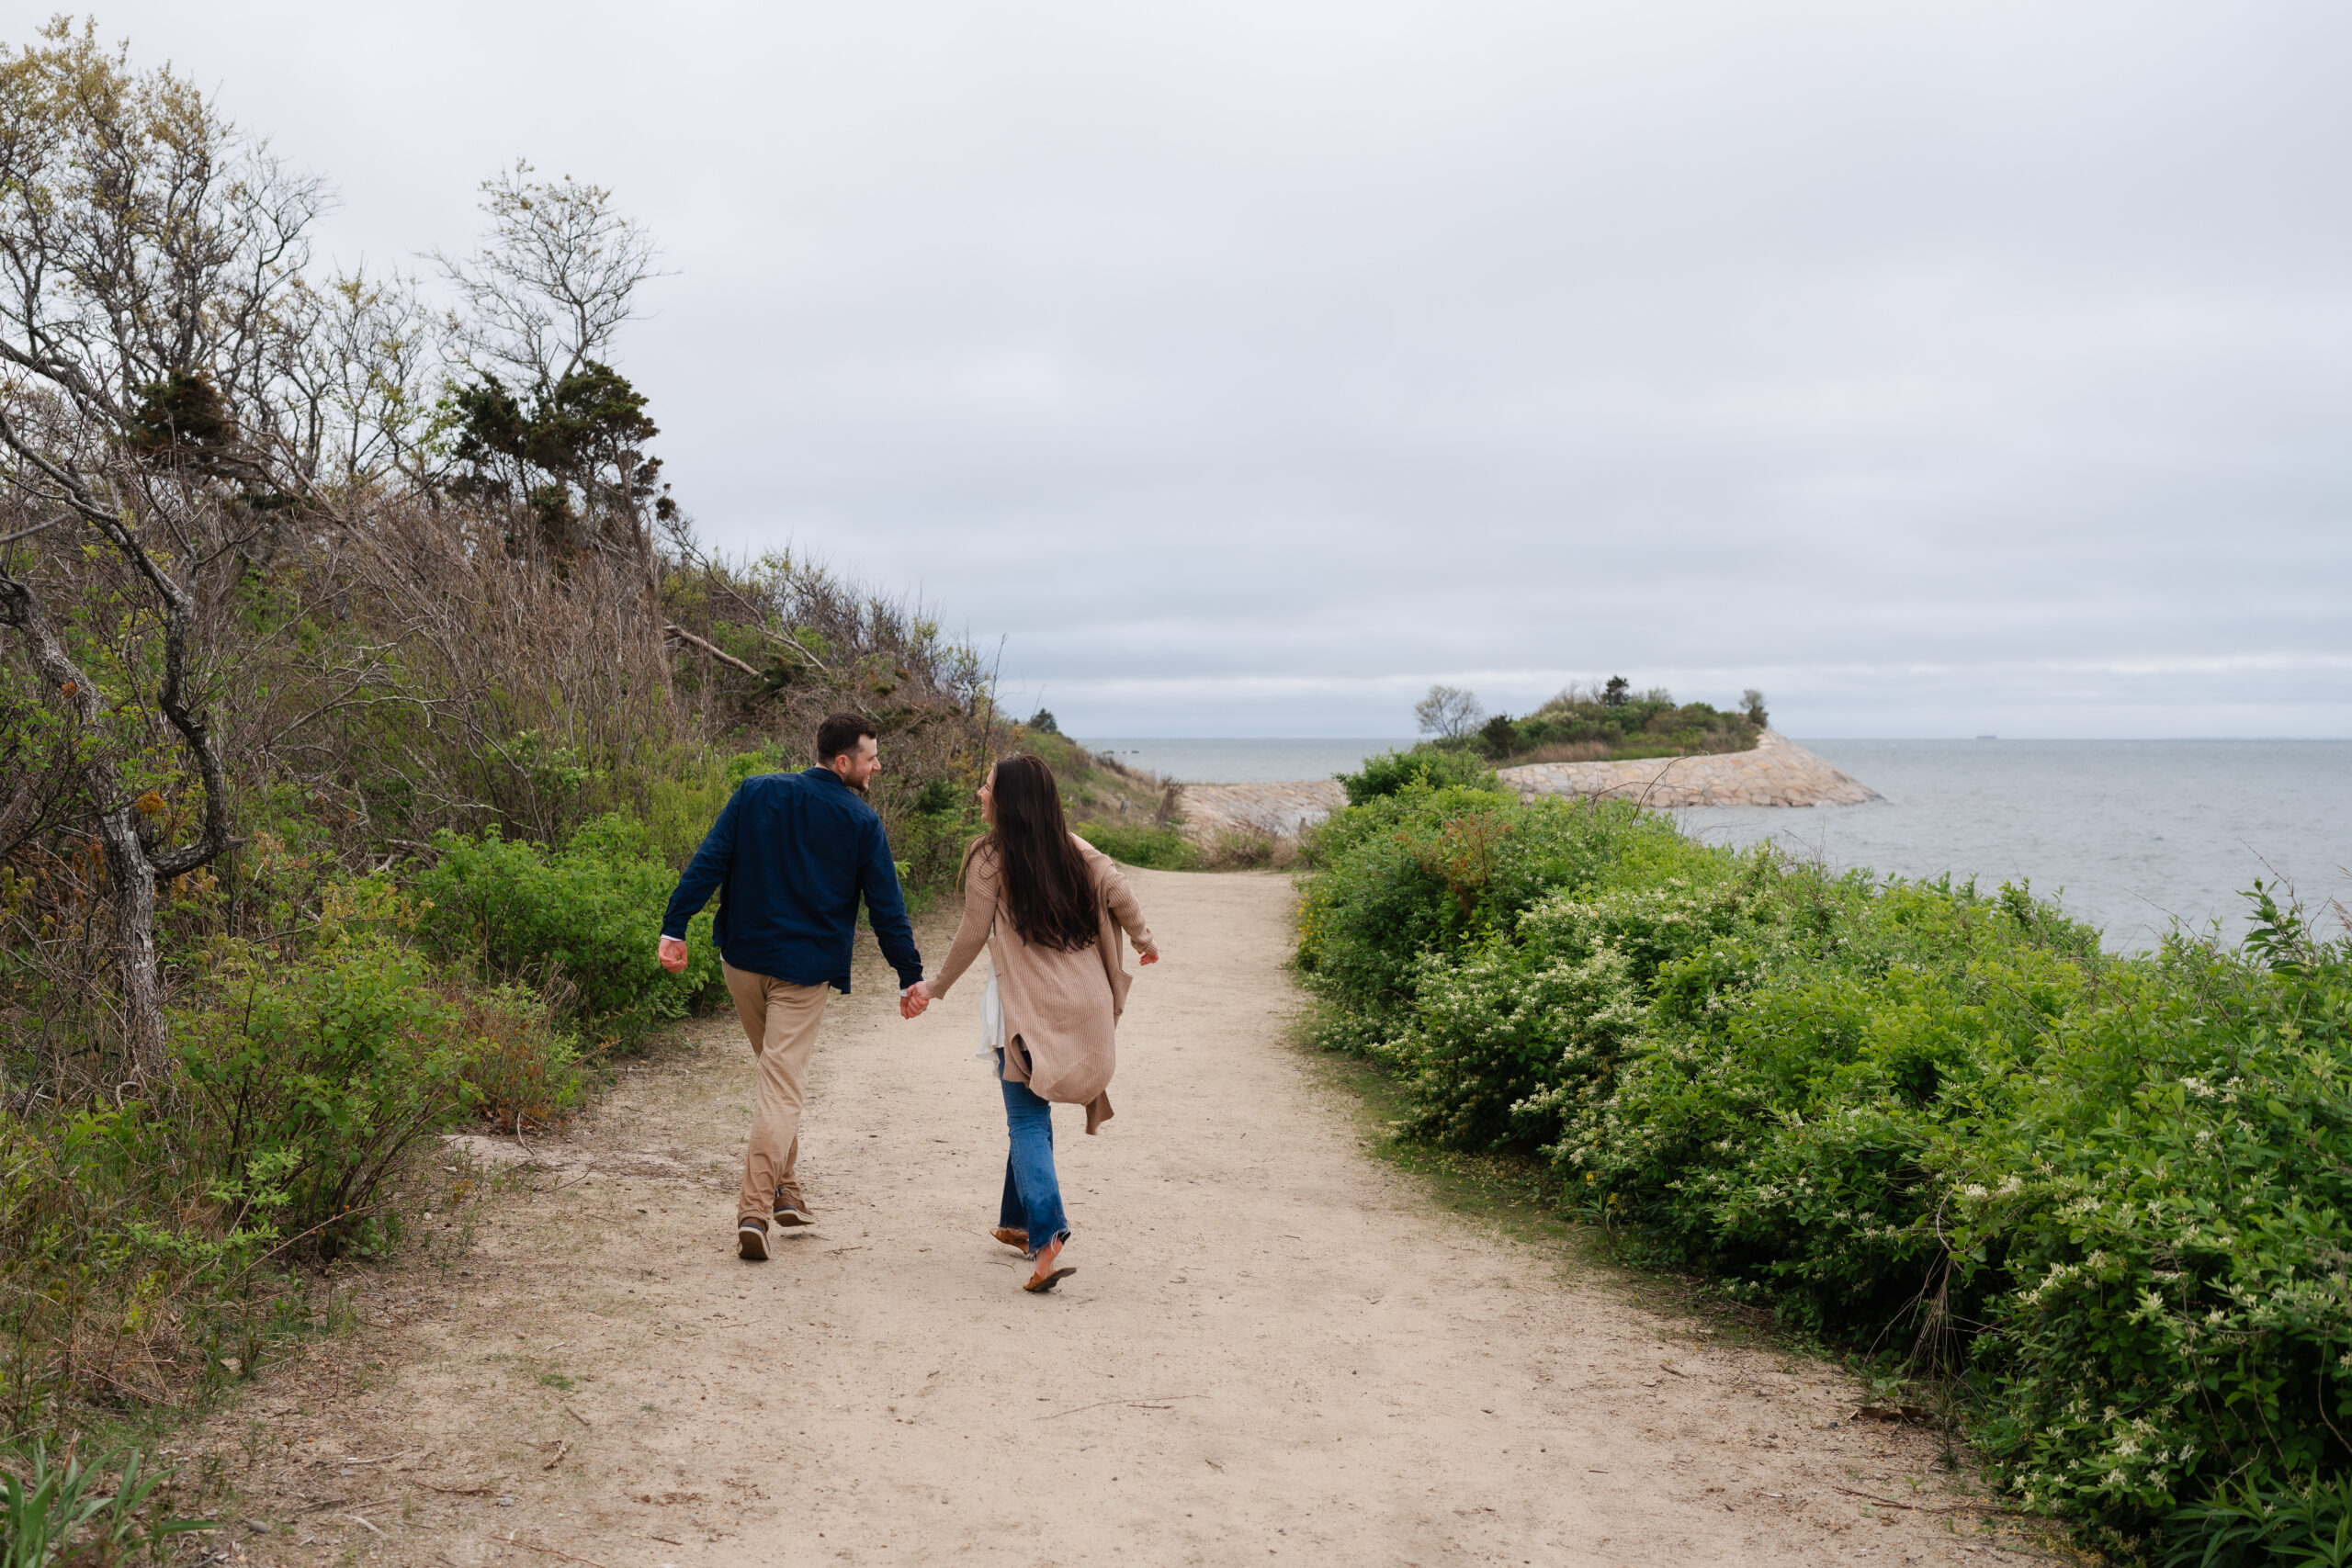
[1175,729,1876,842]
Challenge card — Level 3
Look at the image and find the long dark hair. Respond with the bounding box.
[982,755,1101,952]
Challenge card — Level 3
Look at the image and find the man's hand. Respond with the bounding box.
[899,980,931,1020]
[658,934,689,974]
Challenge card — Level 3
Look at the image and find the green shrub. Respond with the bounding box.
[0,1100,258,1436]
[1941,913,2352,1543]
[0,879,580,1439]
[884,784,988,898]
[1295,788,2352,1553]
[411,814,723,1041]
[1335,743,1502,805]
[175,899,473,1256]
[633,747,786,866]
[1295,787,1711,1017]
[449,981,585,1132]
[1074,819,1196,870]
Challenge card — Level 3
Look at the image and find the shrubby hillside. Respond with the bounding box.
[0,22,1000,1488]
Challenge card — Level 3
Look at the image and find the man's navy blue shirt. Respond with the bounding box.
[661,768,923,993]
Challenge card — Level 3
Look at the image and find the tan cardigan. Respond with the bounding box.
[930,834,1157,1134]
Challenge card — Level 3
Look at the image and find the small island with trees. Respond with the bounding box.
[1414,675,1771,765]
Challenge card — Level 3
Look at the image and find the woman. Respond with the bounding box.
[929,754,1159,1292]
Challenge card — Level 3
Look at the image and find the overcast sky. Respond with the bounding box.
[82,2,2352,737]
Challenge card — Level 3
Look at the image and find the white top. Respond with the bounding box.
[977,957,1004,1063]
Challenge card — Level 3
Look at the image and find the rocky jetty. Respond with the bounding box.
[1176,729,1874,841]
[1181,779,1349,840]
[1499,728,1878,808]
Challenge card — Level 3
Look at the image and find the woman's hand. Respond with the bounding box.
[1139,948,1160,965]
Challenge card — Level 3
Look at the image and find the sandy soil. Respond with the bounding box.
[194,867,2038,1567]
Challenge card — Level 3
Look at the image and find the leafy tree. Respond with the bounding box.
[0,21,310,1073]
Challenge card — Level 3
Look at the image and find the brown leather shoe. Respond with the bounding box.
[774,1187,815,1227]
[989,1227,1029,1252]
[738,1217,770,1261]
[1023,1235,1075,1293]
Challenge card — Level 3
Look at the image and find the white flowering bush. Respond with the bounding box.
[1945,898,2352,1562]
[1385,922,1646,1149]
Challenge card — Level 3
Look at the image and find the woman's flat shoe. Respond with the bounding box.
[1023,1236,1075,1293]
[990,1227,1029,1252]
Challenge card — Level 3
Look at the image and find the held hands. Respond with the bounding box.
[657,935,689,974]
[899,980,931,1020]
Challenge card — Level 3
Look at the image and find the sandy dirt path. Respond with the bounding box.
[201,868,2018,1567]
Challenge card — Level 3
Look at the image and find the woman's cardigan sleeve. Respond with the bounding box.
[1087,841,1157,958]
[1105,870,1155,957]
[926,842,999,1001]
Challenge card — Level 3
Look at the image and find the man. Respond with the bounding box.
[658,712,932,1260]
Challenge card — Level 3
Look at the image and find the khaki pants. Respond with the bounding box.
[722,963,830,1225]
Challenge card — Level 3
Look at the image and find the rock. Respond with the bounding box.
[1170,730,1876,842]
[1499,730,1879,809]
[1179,780,1348,841]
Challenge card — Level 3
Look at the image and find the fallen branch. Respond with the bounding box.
[662,624,761,677]
[414,1482,492,1496]
[542,1440,570,1472]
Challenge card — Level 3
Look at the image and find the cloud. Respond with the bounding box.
[86,0,2352,736]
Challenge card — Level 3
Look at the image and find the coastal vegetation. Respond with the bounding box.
[1295,765,2352,1562]
[1416,679,1768,767]
[1029,730,1298,872]
[0,21,1000,1527]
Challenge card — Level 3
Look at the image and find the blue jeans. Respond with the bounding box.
[997,1050,1069,1258]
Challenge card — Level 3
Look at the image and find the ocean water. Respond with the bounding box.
[1081,735,2352,953]
[1080,737,1409,783]
[1673,739,2352,953]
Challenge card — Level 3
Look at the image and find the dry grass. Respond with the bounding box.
[1194,828,1303,872]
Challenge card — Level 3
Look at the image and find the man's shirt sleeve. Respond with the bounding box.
[662,785,741,938]
[859,818,925,988]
